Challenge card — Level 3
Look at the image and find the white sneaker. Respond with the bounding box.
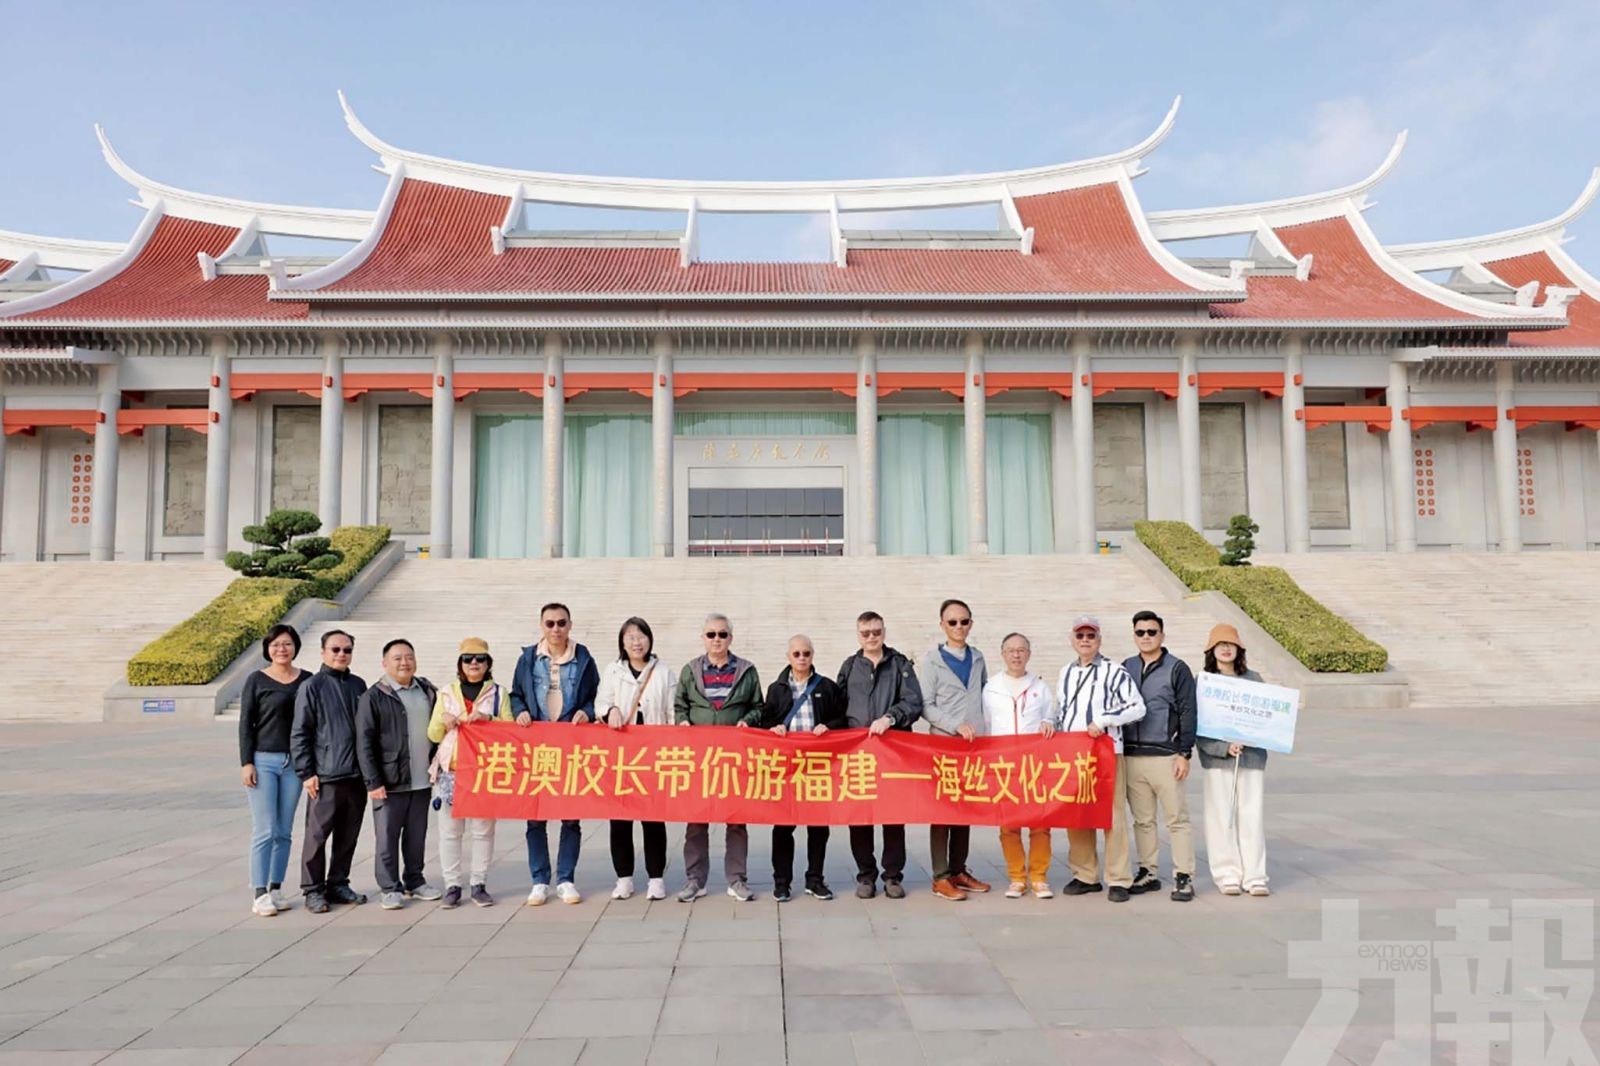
[611,878,635,900]
[556,882,582,905]
[646,878,667,900]
[252,892,278,917]
[676,881,707,902]
[526,884,549,906]
[269,888,289,912]
[1247,884,1271,897]
[379,891,405,910]
[726,879,754,902]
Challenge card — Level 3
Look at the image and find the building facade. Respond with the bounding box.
[2,99,1599,562]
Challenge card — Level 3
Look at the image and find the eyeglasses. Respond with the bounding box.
[943,618,973,627]
[790,650,813,658]
[1072,631,1098,641]
[327,646,353,655]
[543,618,570,629]
[858,628,884,638]
[459,654,489,665]
[267,642,296,651]
[704,630,730,640]
[1134,628,1161,637]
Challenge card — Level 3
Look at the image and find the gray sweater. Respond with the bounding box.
[1195,668,1269,771]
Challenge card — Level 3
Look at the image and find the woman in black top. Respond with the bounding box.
[241,623,310,916]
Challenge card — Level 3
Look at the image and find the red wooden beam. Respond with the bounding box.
[877,372,964,398]
[116,409,210,436]
[1403,406,1497,432]
[230,373,322,401]
[1509,405,1600,431]
[983,373,1073,399]
[1091,372,1180,399]
[3,409,101,436]
[1297,405,1392,432]
[453,372,543,400]
[343,373,433,401]
[1197,372,1286,398]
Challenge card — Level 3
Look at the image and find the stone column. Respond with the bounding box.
[1177,338,1203,530]
[1071,335,1096,553]
[963,333,988,554]
[89,359,121,561]
[429,333,456,559]
[651,335,674,557]
[203,335,233,561]
[1492,360,1522,553]
[318,334,344,530]
[541,334,565,558]
[0,367,8,560]
[1386,358,1417,553]
[855,336,878,556]
[1281,336,1311,553]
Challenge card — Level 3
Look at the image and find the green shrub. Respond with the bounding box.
[1134,520,1388,674]
[225,509,343,581]
[128,525,391,686]
[1220,514,1259,567]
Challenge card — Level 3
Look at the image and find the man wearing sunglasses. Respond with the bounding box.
[511,603,601,906]
[1120,610,1199,903]
[837,610,923,899]
[917,598,992,902]
[674,614,764,902]
[290,629,370,914]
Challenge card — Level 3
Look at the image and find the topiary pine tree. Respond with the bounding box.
[224,509,343,580]
[1220,513,1259,567]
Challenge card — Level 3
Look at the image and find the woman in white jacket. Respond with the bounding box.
[981,633,1058,899]
[599,616,674,900]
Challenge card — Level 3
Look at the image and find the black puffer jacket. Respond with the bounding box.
[290,666,369,783]
[355,677,440,791]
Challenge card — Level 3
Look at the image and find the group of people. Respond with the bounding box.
[237,600,1272,918]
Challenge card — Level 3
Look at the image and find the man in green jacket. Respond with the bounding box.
[674,613,763,902]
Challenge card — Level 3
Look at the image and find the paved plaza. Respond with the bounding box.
[1,701,1597,1065]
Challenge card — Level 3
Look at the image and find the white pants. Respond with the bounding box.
[1201,763,1267,890]
[438,800,496,888]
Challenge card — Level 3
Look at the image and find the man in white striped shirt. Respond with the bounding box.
[1054,614,1147,902]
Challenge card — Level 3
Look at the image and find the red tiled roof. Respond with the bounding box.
[1481,250,1600,348]
[316,179,1203,297]
[0,259,15,276]
[15,217,306,321]
[1213,216,1476,321]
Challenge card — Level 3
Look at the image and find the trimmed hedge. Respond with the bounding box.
[127,525,390,687]
[1134,520,1388,674]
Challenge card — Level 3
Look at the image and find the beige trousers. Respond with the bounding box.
[1065,753,1132,888]
[1125,754,1196,878]
[1202,763,1267,890]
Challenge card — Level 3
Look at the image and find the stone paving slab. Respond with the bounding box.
[1,703,1598,1063]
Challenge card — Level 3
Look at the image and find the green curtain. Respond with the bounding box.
[879,413,966,555]
[471,414,544,558]
[985,413,1054,554]
[673,410,856,436]
[564,414,651,558]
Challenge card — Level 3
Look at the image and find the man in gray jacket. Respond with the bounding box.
[836,611,923,899]
[917,598,992,901]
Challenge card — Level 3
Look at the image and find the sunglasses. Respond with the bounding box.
[327,646,354,655]
[543,618,570,629]
[459,654,489,665]
[943,618,973,627]
[705,630,730,639]
[790,650,813,658]
[1072,631,1098,640]
[858,628,884,638]
[1134,628,1161,637]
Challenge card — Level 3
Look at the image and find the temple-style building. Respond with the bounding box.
[2,97,1596,562]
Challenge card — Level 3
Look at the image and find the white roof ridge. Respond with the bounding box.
[1389,167,1600,266]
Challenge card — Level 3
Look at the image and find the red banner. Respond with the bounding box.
[453,722,1116,829]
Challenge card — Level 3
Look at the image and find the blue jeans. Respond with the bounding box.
[526,820,582,885]
[247,752,301,890]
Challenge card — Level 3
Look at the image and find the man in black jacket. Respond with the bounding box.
[760,635,847,903]
[356,638,442,910]
[1121,610,1199,903]
[836,611,923,899]
[290,629,369,913]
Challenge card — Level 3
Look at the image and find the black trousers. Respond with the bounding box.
[849,824,906,884]
[372,788,431,893]
[772,825,830,888]
[610,820,668,879]
[300,777,366,894]
[929,824,971,882]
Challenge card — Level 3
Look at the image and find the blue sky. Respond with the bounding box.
[4,0,1598,262]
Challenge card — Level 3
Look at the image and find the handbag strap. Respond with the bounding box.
[624,660,656,722]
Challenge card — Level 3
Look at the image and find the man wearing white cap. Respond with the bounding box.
[1054,615,1146,902]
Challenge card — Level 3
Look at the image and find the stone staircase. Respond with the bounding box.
[289,555,1223,700]
[1256,551,1600,708]
[0,561,236,722]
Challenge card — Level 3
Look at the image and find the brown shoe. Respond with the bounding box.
[930,877,967,901]
[952,871,992,894]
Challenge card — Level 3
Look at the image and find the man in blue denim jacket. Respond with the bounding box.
[511,602,601,906]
